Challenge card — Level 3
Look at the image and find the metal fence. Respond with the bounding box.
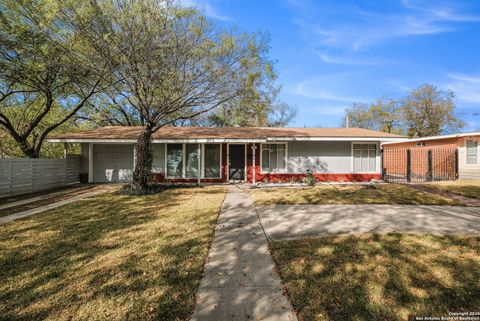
[382,148,458,183]
[0,155,80,198]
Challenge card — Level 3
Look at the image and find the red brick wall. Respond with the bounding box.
[382,146,457,181]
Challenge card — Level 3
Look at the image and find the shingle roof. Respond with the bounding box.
[49,126,405,141]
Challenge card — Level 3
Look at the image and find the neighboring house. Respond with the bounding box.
[383,132,480,180]
[48,126,405,183]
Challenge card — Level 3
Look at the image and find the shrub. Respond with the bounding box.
[304,170,316,186]
[288,177,298,184]
[118,183,198,196]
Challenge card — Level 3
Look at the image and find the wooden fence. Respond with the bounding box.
[0,155,81,198]
[382,147,458,183]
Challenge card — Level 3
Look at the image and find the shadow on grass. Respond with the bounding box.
[0,186,226,321]
[271,233,480,321]
[437,186,480,200]
[253,184,462,206]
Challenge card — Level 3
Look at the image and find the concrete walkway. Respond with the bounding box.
[0,190,107,225]
[0,185,89,211]
[257,204,480,241]
[192,187,297,321]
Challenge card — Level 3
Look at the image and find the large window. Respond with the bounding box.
[166,143,221,178]
[186,144,200,178]
[204,144,221,178]
[353,143,377,172]
[167,144,183,177]
[466,140,478,165]
[261,144,286,173]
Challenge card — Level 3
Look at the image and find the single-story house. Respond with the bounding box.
[48,126,406,183]
[382,132,480,180]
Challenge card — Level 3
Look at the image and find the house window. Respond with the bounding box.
[167,144,183,177]
[261,144,286,172]
[353,143,377,172]
[166,143,221,178]
[185,144,200,178]
[466,140,478,165]
[204,144,221,178]
[416,142,425,147]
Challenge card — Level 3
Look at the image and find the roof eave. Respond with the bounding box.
[48,136,406,143]
[382,131,480,145]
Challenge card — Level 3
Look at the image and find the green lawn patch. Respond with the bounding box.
[251,183,464,206]
[0,186,226,321]
[271,234,480,321]
[425,180,480,199]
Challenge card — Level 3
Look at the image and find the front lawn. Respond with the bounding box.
[271,234,480,321]
[251,183,464,206]
[0,186,226,321]
[424,180,480,199]
[0,185,109,218]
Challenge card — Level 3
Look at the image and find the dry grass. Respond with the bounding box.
[251,184,464,206]
[0,185,110,218]
[0,186,226,321]
[271,234,480,321]
[425,180,480,199]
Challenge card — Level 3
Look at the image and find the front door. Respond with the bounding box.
[229,144,245,180]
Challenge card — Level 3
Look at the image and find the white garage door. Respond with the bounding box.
[93,144,133,183]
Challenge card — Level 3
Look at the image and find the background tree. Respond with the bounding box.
[206,34,280,127]
[267,102,298,127]
[342,102,375,129]
[402,84,464,137]
[343,99,402,134]
[74,0,273,190]
[0,0,109,157]
[342,84,464,137]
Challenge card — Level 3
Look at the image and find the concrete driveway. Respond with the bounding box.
[256,204,480,241]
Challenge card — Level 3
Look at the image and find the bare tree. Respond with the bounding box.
[74,0,266,190]
[267,102,298,127]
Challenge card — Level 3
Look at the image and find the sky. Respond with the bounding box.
[182,0,480,131]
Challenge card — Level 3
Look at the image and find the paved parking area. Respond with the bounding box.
[256,204,480,241]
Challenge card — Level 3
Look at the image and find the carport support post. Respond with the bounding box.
[88,143,93,183]
[63,143,68,159]
[133,145,137,168]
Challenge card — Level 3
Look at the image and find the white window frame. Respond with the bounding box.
[165,143,222,179]
[351,142,379,173]
[165,143,185,178]
[466,140,478,165]
[260,143,288,174]
[202,143,222,179]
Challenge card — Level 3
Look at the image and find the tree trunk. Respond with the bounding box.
[132,127,153,191]
[16,138,39,158]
